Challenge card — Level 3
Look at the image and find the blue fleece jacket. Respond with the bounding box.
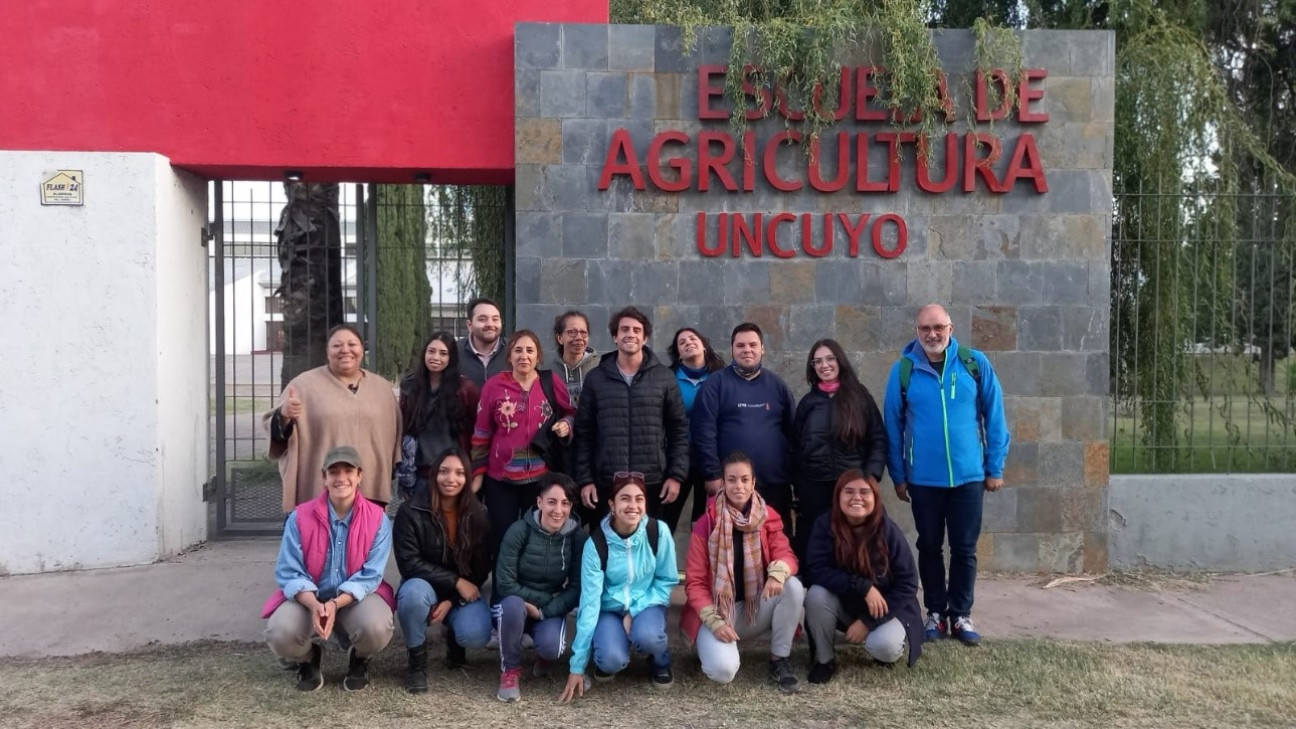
[883,336,1010,487]
[568,515,678,675]
[690,364,797,484]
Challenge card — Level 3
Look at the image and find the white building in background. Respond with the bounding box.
[208,182,474,356]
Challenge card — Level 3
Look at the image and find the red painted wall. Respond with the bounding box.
[0,2,607,183]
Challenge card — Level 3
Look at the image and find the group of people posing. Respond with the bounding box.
[261,297,1010,701]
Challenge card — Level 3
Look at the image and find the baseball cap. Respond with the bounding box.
[322,445,362,470]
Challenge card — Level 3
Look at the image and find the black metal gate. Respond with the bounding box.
[208,181,511,535]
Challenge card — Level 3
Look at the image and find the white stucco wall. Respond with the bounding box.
[154,158,209,557]
[0,151,209,574]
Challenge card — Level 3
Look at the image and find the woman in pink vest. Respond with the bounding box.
[263,446,396,692]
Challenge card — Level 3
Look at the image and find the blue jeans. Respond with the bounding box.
[497,594,567,671]
[396,577,493,649]
[909,481,984,619]
[591,605,670,674]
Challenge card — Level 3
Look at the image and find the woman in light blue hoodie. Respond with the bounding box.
[559,473,679,702]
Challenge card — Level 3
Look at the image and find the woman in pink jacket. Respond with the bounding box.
[470,329,575,565]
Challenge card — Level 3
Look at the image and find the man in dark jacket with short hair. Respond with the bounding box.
[457,297,509,388]
[572,306,690,527]
[691,323,798,533]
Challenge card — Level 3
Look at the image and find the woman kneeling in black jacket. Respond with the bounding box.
[394,448,492,693]
[804,470,923,684]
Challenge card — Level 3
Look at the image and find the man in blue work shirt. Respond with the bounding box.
[263,446,396,691]
[884,305,1009,647]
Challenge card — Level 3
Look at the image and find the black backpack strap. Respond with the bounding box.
[591,523,610,572]
[647,517,660,559]
[537,369,558,410]
[592,518,659,572]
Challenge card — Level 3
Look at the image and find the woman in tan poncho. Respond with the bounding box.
[263,324,402,513]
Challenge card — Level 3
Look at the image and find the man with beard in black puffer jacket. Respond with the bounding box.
[572,306,690,529]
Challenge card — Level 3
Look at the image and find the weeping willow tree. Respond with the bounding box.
[612,0,1004,141]
[373,184,432,380]
[1099,1,1294,470]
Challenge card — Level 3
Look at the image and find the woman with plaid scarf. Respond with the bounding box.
[681,451,805,694]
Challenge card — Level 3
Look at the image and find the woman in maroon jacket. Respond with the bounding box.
[681,451,805,694]
[804,470,924,684]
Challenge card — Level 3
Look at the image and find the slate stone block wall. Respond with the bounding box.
[516,23,1115,572]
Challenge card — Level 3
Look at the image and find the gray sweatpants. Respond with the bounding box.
[804,584,905,664]
[265,593,394,662]
[694,576,805,684]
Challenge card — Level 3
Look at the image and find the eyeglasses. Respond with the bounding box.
[917,324,951,334]
[810,356,838,367]
[563,329,589,338]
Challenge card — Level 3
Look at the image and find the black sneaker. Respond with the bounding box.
[295,644,323,692]
[770,657,801,694]
[593,666,615,682]
[649,659,673,688]
[808,660,837,685]
[342,647,370,691]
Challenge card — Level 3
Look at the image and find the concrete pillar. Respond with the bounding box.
[0,151,209,574]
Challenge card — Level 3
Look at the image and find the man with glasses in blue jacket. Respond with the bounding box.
[883,304,1010,647]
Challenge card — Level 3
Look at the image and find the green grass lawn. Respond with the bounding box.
[1111,396,1296,473]
[3,639,1294,728]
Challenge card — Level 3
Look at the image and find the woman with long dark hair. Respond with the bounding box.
[804,470,923,683]
[396,331,480,499]
[394,448,493,693]
[661,327,727,530]
[792,338,887,561]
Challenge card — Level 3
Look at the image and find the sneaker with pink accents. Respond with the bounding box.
[497,666,523,702]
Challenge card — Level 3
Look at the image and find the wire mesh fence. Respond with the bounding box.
[1110,176,1296,473]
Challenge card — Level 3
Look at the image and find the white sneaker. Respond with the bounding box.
[486,627,499,650]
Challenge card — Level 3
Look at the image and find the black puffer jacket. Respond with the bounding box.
[393,494,492,600]
[572,348,689,488]
[495,508,587,619]
[794,388,888,485]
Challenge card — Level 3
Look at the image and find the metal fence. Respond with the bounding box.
[1110,177,1296,473]
[209,181,510,534]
